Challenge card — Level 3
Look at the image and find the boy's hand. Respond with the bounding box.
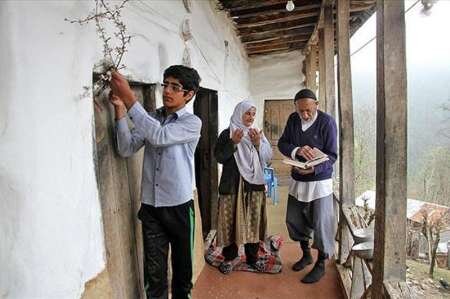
[109,93,127,120]
[110,71,136,109]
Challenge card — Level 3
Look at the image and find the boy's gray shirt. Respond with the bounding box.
[116,101,202,207]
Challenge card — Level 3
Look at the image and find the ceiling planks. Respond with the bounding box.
[217,0,376,57]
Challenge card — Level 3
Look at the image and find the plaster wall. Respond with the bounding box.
[0,1,251,298]
[249,50,305,129]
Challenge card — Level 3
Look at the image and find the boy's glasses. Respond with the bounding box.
[159,82,187,93]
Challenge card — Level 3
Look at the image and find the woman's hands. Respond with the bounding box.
[248,128,261,146]
[231,128,262,146]
[231,128,244,144]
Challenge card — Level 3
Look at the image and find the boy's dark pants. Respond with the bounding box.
[138,200,195,299]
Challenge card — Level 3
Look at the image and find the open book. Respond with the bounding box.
[282,148,329,169]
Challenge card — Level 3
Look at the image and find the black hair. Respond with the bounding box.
[163,65,201,95]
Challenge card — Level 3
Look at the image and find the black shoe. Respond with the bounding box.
[301,261,325,283]
[248,260,265,272]
[218,261,233,274]
[292,253,313,271]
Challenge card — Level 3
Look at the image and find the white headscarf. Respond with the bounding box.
[229,100,266,185]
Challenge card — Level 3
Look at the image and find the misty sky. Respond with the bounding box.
[349,0,450,171]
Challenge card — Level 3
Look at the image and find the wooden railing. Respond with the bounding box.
[333,193,375,299]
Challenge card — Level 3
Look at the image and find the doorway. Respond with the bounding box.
[193,87,219,239]
[263,99,296,180]
[93,76,156,299]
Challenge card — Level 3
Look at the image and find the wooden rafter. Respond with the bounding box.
[246,37,309,49]
[235,10,320,28]
[232,3,320,19]
[217,0,376,56]
[241,29,312,43]
[248,42,306,56]
[238,17,317,36]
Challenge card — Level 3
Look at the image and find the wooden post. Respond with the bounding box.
[318,28,327,110]
[372,0,408,297]
[336,0,354,264]
[323,4,336,118]
[309,45,318,94]
[304,46,318,92]
[304,49,312,89]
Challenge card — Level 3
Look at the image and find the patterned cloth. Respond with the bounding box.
[205,230,283,274]
[217,179,267,247]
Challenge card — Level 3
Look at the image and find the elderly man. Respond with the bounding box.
[278,88,337,283]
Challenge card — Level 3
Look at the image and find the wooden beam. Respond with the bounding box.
[309,45,318,93]
[238,18,317,36]
[232,3,370,19]
[231,4,320,19]
[226,0,317,13]
[236,10,320,28]
[372,1,408,297]
[304,45,318,92]
[336,0,355,265]
[239,23,314,42]
[318,28,326,109]
[247,43,306,55]
[246,38,308,51]
[323,4,336,117]
[244,34,310,46]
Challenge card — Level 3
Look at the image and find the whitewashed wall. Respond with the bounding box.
[0,1,250,298]
[249,51,305,128]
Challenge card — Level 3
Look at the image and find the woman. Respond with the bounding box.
[214,100,273,274]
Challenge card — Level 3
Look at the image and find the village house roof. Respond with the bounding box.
[356,190,450,224]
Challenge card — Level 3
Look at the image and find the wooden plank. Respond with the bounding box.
[244,33,310,45]
[242,31,311,44]
[304,50,312,88]
[226,0,318,13]
[303,44,318,92]
[384,281,413,299]
[318,28,326,109]
[323,4,336,117]
[231,3,320,19]
[372,1,408,297]
[246,37,309,50]
[239,19,317,36]
[231,3,372,19]
[194,88,219,237]
[336,264,352,299]
[350,256,369,299]
[93,86,146,299]
[236,11,320,28]
[263,100,295,176]
[337,0,355,265]
[247,42,306,55]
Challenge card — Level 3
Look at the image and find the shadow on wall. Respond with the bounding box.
[159,43,168,77]
[0,169,24,298]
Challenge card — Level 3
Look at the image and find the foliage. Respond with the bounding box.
[65,0,131,70]
[419,208,450,278]
[416,146,450,206]
[65,0,132,108]
[353,106,376,196]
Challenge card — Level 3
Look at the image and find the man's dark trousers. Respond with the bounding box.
[138,200,195,299]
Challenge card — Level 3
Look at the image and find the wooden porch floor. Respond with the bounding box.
[192,242,344,299]
[192,183,344,299]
